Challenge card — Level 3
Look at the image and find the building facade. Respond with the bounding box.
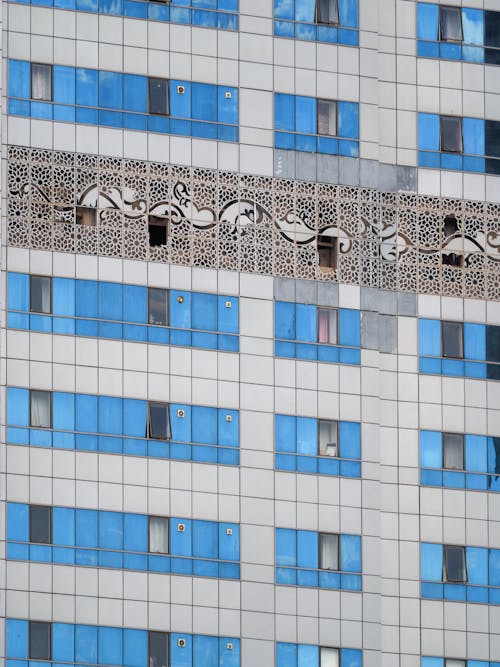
[2,0,500,666]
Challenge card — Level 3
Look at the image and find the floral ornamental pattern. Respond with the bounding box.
[6,145,500,300]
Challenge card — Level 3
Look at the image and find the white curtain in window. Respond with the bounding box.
[317,0,339,24]
[319,533,339,570]
[31,391,51,428]
[443,434,464,470]
[319,420,338,457]
[318,308,337,344]
[441,7,462,41]
[40,280,51,313]
[321,647,339,667]
[31,64,52,101]
[149,517,168,554]
[317,100,337,137]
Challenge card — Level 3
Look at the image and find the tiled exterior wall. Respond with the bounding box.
[2,0,500,666]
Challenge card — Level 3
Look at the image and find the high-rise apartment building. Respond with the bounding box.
[2,0,500,666]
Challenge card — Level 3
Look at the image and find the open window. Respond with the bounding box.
[30,390,52,429]
[31,63,52,101]
[440,116,463,154]
[315,0,339,25]
[30,505,52,544]
[149,631,169,667]
[149,516,169,554]
[443,545,467,583]
[30,275,52,314]
[320,647,340,667]
[148,215,169,247]
[148,288,168,326]
[443,433,464,470]
[318,420,339,457]
[147,402,171,440]
[441,321,464,359]
[317,100,337,137]
[439,6,463,42]
[318,533,339,571]
[76,206,97,226]
[29,621,51,661]
[149,77,169,116]
[317,308,338,345]
[318,234,338,272]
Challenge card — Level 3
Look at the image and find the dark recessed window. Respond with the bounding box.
[31,63,53,101]
[317,100,337,136]
[149,517,169,554]
[439,6,463,42]
[442,253,462,268]
[147,402,171,440]
[443,433,464,470]
[486,325,500,364]
[29,621,51,660]
[149,78,169,116]
[320,647,340,667]
[485,11,500,64]
[318,533,339,571]
[318,234,338,272]
[149,631,169,667]
[485,120,500,160]
[148,215,169,247]
[318,420,338,457]
[315,0,339,25]
[148,288,168,326]
[440,116,463,154]
[76,206,97,226]
[30,505,52,544]
[317,308,338,345]
[30,275,52,314]
[443,545,467,583]
[442,321,464,359]
[443,215,459,238]
[30,390,52,429]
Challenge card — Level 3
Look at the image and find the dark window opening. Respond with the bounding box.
[31,63,53,101]
[149,517,169,554]
[442,320,464,359]
[29,621,51,661]
[76,206,97,226]
[318,420,339,457]
[148,216,169,247]
[485,11,500,49]
[30,275,52,314]
[147,402,171,440]
[443,433,464,470]
[443,545,467,583]
[439,6,463,42]
[486,325,500,363]
[149,631,169,667]
[317,307,338,344]
[489,437,500,479]
[30,390,52,429]
[440,116,463,154]
[485,120,500,160]
[148,288,168,326]
[442,253,463,268]
[149,78,169,116]
[443,214,459,238]
[317,100,338,136]
[30,505,52,544]
[315,0,339,25]
[318,234,338,271]
[318,533,339,571]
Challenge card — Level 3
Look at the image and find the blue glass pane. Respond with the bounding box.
[276,414,296,453]
[76,280,98,317]
[296,304,316,342]
[170,80,192,118]
[417,2,439,40]
[99,71,123,109]
[276,528,297,566]
[296,417,317,455]
[464,323,486,360]
[192,82,217,121]
[123,513,148,552]
[123,73,148,112]
[219,523,239,561]
[8,273,30,311]
[341,534,361,572]
[53,278,75,317]
[8,61,31,98]
[52,392,75,431]
[76,509,98,547]
[420,430,442,468]
[76,625,97,664]
[418,114,440,151]
[298,644,318,667]
[297,529,317,568]
[99,511,123,549]
[98,627,123,666]
[341,648,362,667]
[490,548,500,587]
[53,66,75,104]
[219,637,240,667]
[99,396,123,434]
[462,8,484,46]
[76,68,99,106]
[53,507,75,546]
[295,96,316,134]
[52,623,75,662]
[75,394,97,433]
[7,503,29,541]
[419,319,441,356]
[123,629,148,667]
[339,309,360,347]
[463,118,485,156]
[6,619,29,659]
[123,399,147,438]
[218,409,238,447]
[275,93,295,132]
[466,435,487,473]
[218,87,238,125]
[466,546,488,585]
[276,643,297,667]
[275,301,296,340]
[338,0,358,27]
[295,0,314,22]
[194,635,217,667]
[170,517,192,557]
[7,387,30,427]
[338,102,359,139]
[170,633,193,667]
[339,421,360,459]
[421,542,443,581]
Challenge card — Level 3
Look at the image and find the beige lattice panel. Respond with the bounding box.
[6,145,500,300]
